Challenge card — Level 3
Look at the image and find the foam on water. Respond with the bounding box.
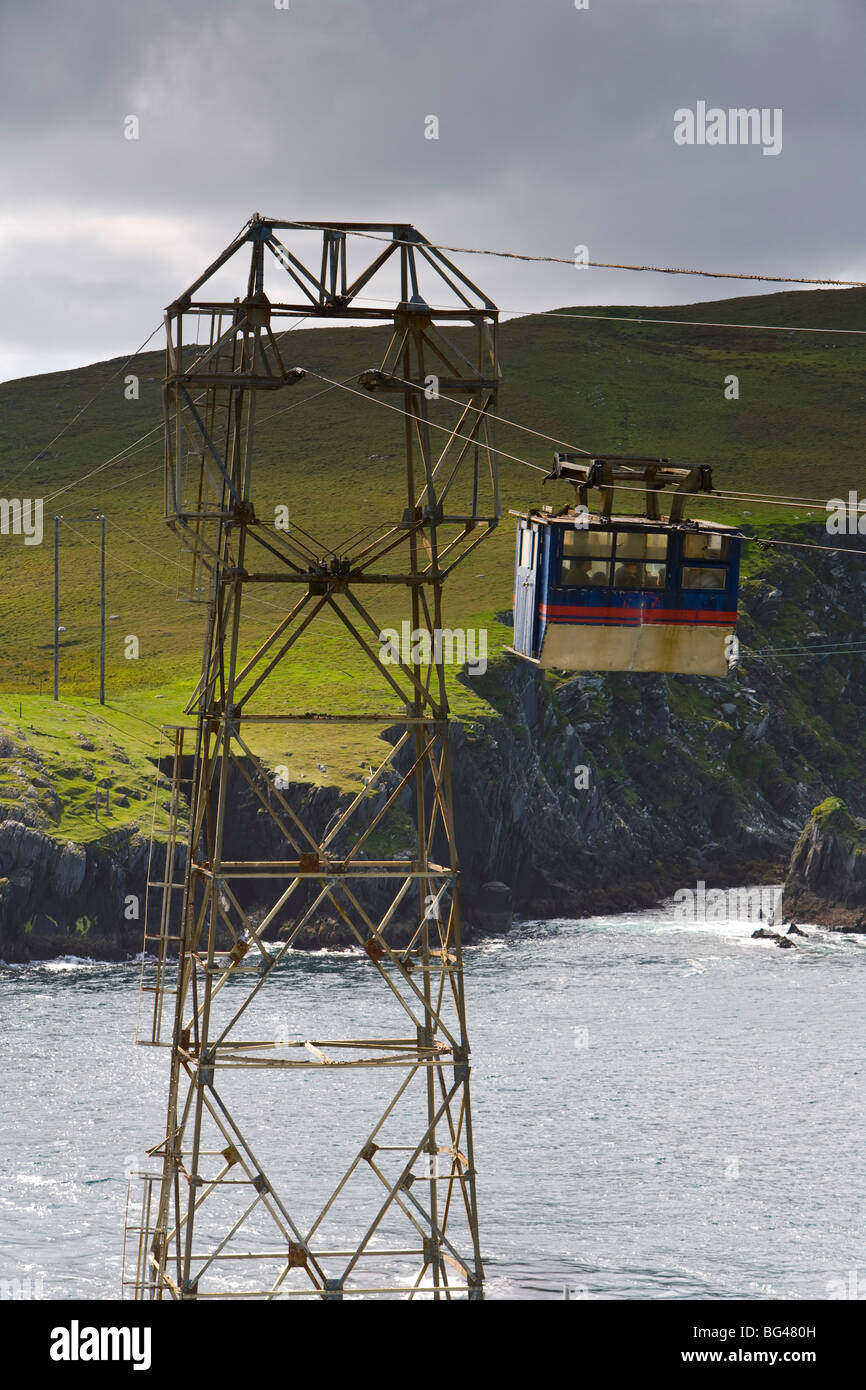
[0,903,863,1300]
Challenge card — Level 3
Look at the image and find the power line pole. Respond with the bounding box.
[99,513,106,705]
[126,217,501,1302]
[51,512,108,704]
[53,513,60,701]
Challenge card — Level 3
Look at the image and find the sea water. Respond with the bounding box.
[0,906,863,1300]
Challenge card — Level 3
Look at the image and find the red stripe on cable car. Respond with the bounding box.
[539,604,736,625]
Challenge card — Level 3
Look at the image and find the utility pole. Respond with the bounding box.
[52,512,108,703]
[53,514,60,701]
[126,217,501,1302]
[99,513,106,705]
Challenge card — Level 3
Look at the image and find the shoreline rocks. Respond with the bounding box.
[780,797,866,931]
[4,540,866,961]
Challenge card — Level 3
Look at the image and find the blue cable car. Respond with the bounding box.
[509,454,742,676]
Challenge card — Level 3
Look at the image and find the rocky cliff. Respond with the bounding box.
[0,819,181,962]
[445,530,866,918]
[780,797,866,929]
[2,532,865,960]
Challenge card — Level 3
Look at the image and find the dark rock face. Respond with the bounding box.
[442,655,801,921]
[743,582,783,627]
[751,927,797,948]
[475,881,513,935]
[439,534,866,920]
[0,819,163,962]
[3,535,866,958]
[780,799,866,930]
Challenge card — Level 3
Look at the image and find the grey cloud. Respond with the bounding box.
[1,0,864,382]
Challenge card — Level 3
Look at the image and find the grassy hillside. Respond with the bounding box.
[0,284,863,804]
[0,695,176,843]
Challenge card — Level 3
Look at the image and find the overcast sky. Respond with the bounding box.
[0,0,863,383]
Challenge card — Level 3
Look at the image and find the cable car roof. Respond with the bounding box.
[509,507,743,535]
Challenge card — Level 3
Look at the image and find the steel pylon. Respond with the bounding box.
[123,217,500,1300]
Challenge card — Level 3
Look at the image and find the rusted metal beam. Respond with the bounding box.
[127,216,496,1302]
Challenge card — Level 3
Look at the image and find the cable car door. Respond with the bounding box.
[514,524,539,657]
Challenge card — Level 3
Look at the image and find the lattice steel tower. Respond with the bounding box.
[124,217,500,1300]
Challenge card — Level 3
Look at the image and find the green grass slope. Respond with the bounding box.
[0,284,863,806]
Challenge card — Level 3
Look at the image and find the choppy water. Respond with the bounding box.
[1,905,863,1300]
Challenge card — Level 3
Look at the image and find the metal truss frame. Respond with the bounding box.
[125,217,500,1300]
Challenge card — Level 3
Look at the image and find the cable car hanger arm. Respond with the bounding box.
[546,453,715,523]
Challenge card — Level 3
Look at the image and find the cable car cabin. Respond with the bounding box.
[509,454,742,677]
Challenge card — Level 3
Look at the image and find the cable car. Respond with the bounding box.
[509,454,742,676]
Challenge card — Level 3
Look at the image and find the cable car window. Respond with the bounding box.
[562,529,614,559]
[612,561,667,589]
[683,533,730,562]
[613,532,669,562]
[682,566,728,590]
[518,528,535,568]
[560,558,611,587]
